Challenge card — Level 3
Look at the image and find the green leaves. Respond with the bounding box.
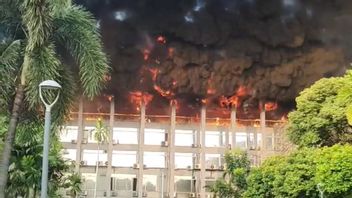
[208,149,250,197]
[53,5,109,99]
[244,145,352,198]
[287,72,352,147]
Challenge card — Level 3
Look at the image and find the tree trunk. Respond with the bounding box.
[0,85,24,198]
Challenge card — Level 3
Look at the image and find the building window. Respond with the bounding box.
[175,176,195,193]
[175,153,195,169]
[113,127,138,144]
[235,132,247,149]
[143,175,157,192]
[82,173,96,197]
[59,126,78,142]
[205,154,222,169]
[84,126,96,143]
[144,152,165,168]
[111,151,136,167]
[205,131,225,147]
[111,174,135,191]
[144,128,166,145]
[82,150,108,166]
[62,149,76,161]
[175,129,194,146]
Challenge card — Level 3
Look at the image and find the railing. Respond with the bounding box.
[69,112,287,127]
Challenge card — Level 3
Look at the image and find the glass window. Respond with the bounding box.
[112,151,136,167]
[205,180,216,192]
[82,150,108,166]
[144,128,165,145]
[143,175,157,192]
[205,131,225,147]
[84,126,97,143]
[113,127,138,144]
[111,174,135,191]
[175,176,195,193]
[205,154,221,168]
[62,149,76,161]
[175,153,194,169]
[144,152,165,168]
[235,132,247,149]
[59,126,78,142]
[175,130,194,146]
[82,173,96,189]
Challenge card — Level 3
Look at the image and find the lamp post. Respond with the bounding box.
[39,80,61,198]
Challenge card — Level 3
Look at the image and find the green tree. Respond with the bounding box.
[0,0,109,195]
[5,120,71,197]
[63,172,83,198]
[92,118,109,198]
[287,72,352,147]
[208,149,250,198]
[244,145,352,198]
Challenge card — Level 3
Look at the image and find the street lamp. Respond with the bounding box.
[39,80,61,198]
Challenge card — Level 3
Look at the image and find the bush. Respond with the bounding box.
[244,145,352,198]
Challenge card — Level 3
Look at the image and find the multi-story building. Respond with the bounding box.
[59,98,289,198]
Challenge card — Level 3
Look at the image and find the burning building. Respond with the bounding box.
[59,0,352,197]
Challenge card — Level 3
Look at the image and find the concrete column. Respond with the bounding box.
[260,102,266,128]
[107,96,114,197]
[138,102,146,198]
[199,106,206,198]
[260,102,266,152]
[75,98,83,172]
[230,107,236,148]
[168,103,176,197]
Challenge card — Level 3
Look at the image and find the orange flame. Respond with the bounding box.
[153,85,174,98]
[147,67,159,81]
[265,102,278,111]
[129,91,153,111]
[156,35,166,44]
[201,98,208,105]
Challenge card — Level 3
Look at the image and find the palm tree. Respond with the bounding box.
[0,0,109,196]
[64,173,83,198]
[92,118,109,198]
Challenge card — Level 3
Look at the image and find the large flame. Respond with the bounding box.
[129,91,153,111]
[265,102,278,111]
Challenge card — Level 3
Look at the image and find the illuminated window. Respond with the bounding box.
[143,175,157,192]
[175,153,195,169]
[112,151,136,167]
[59,126,78,142]
[82,150,107,166]
[84,126,97,143]
[113,127,138,144]
[144,152,165,168]
[144,128,166,145]
[175,130,194,146]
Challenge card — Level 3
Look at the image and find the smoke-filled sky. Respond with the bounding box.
[76,0,352,118]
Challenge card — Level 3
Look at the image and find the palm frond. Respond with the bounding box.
[53,5,109,99]
[0,40,21,66]
[25,44,60,108]
[51,66,77,128]
[0,40,23,112]
[22,0,52,51]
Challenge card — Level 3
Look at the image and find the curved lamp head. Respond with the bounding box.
[39,80,61,108]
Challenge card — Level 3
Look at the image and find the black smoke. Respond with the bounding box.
[75,0,352,118]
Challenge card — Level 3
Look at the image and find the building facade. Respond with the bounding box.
[59,98,289,198]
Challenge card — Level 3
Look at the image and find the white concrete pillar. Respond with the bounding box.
[199,106,206,198]
[75,98,83,172]
[230,107,236,148]
[107,96,114,197]
[138,102,146,198]
[260,102,266,128]
[168,103,176,197]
